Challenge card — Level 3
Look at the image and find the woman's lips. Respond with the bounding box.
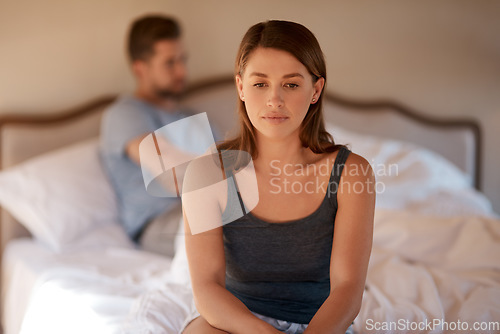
[262,114,289,124]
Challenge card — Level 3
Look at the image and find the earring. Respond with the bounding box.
[312,98,316,103]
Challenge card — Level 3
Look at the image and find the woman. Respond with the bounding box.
[181,20,375,334]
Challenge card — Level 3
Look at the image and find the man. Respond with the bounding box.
[99,15,212,256]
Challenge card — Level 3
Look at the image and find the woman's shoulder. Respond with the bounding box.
[324,148,373,181]
[183,150,225,193]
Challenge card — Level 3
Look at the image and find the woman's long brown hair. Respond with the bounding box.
[217,20,344,159]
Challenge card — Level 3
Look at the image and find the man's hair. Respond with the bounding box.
[127,15,181,62]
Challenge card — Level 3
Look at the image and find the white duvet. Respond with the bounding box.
[10,129,500,334]
[359,209,500,334]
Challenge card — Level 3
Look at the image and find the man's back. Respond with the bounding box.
[99,95,186,240]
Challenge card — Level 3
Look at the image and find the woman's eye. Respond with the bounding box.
[253,83,266,88]
[285,83,299,88]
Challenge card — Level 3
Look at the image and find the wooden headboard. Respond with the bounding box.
[0,76,482,328]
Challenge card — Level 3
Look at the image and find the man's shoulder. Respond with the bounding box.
[100,95,159,153]
[105,96,192,122]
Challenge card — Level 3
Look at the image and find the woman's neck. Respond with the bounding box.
[254,133,309,174]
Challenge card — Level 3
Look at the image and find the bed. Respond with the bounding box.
[0,76,499,334]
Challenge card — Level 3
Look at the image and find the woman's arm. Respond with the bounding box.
[184,218,282,333]
[182,159,283,334]
[304,153,375,334]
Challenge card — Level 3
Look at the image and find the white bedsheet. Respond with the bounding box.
[2,239,47,334]
[2,239,177,334]
[356,209,500,334]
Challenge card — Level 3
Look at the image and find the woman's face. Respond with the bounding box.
[236,47,324,141]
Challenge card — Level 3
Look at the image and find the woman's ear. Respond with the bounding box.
[311,77,325,104]
[235,74,245,101]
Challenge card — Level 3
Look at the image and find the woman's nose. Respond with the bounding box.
[267,87,284,109]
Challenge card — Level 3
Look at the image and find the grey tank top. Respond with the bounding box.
[221,146,351,324]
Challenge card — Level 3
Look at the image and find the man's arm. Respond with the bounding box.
[126,133,197,195]
[304,153,375,334]
[125,133,148,166]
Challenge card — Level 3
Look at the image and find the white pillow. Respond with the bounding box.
[327,124,471,189]
[0,138,131,251]
[325,124,493,215]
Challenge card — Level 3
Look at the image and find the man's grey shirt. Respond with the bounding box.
[99,95,218,240]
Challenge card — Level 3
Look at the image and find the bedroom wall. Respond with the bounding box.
[0,0,499,213]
